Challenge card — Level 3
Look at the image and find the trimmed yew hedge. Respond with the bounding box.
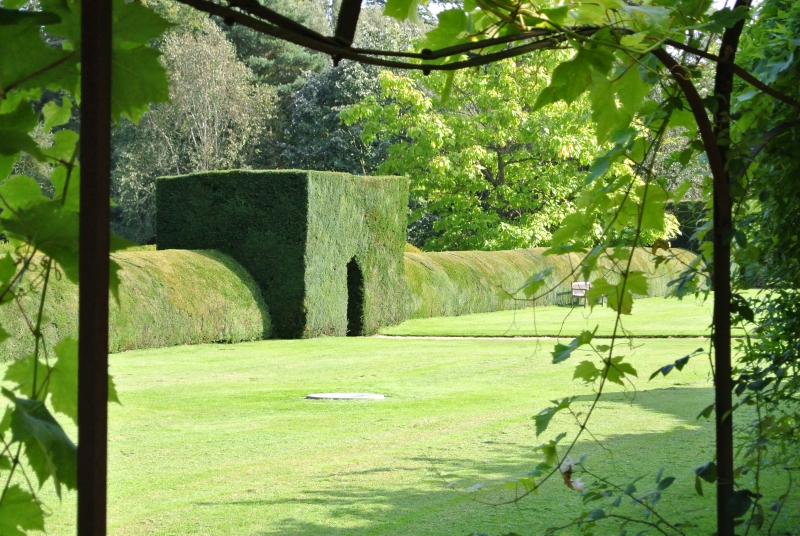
[403,248,696,319]
[0,249,270,362]
[156,170,408,338]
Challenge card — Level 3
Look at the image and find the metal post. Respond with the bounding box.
[78,0,112,532]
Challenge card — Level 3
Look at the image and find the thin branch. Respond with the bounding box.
[665,39,800,108]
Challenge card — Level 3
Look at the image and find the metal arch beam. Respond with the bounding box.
[78,0,112,532]
[334,0,363,46]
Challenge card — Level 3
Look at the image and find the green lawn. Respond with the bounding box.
[11,296,797,535]
[380,294,717,338]
[17,335,794,535]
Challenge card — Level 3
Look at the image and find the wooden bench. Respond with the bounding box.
[571,281,592,307]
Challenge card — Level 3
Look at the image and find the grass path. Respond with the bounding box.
[381,295,717,337]
[28,337,739,535]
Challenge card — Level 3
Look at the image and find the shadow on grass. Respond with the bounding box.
[190,387,748,536]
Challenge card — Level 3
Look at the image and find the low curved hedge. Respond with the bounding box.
[0,249,270,361]
[404,248,695,319]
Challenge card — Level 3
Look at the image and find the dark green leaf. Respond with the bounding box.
[657,476,675,490]
[0,103,44,159]
[697,403,715,419]
[112,0,174,46]
[3,387,77,495]
[587,508,606,521]
[705,6,749,33]
[111,46,169,123]
[728,489,757,518]
[0,175,48,218]
[2,201,79,282]
[695,461,716,483]
[0,8,60,26]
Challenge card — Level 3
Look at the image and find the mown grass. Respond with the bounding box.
[381,294,717,338]
[21,335,797,535]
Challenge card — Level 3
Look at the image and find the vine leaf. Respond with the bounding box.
[533,50,594,111]
[3,355,47,397]
[111,46,169,123]
[41,98,71,133]
[605,356,638,386]
[2,387,77,497]
[552,330,595,364]
[0,104,44,160]
[49,337,78,424]
[573,360,601,384]
[2,201,79,282]
[49,337,120,425]
[422,9,468,54]
[728,489,760,518]
[384,0,422,23]
[0,485,45,536]
[534,398,576,436]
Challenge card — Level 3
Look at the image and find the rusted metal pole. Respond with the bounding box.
[78,0,112,532]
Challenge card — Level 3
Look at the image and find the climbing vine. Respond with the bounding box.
[379,0,800,533]
[0,0,170,532]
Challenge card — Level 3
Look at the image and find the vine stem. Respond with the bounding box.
[651,43,737,534]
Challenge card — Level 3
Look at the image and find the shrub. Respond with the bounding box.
[156,170,408,338]
[0,249,269,361]
[404,248,696,319]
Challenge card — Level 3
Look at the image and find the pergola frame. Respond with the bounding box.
[76,0,796,533]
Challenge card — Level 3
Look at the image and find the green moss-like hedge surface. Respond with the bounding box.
[156,170,408,338]
[0,249,270,362]
[403,248,696,319]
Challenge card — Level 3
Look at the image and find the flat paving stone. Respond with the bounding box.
[305,392,385,400]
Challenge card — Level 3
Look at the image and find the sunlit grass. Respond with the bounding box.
[380,294,717,338]
[23,333,792,536]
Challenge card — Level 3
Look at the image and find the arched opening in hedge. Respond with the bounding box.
[346,257,365,336]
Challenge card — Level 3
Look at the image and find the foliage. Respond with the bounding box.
[280,61,389,175]
[729,0,800,530]
[0,0,170,531]
[383,0,800,531]
[404,247,693,319]
[280,6,424,175]
[667,200,707,252]
[220,0,330,88]
[343,57,601,251]
[112,19,275,244]
[156,170,408,338]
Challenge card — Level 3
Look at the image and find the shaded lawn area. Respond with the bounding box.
[24,335,794,535]
[380,294,718,338]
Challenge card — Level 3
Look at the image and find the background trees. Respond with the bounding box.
[111,20,274,243]
[345,57,615,251]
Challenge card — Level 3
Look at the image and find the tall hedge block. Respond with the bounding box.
[156,170,408,338]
